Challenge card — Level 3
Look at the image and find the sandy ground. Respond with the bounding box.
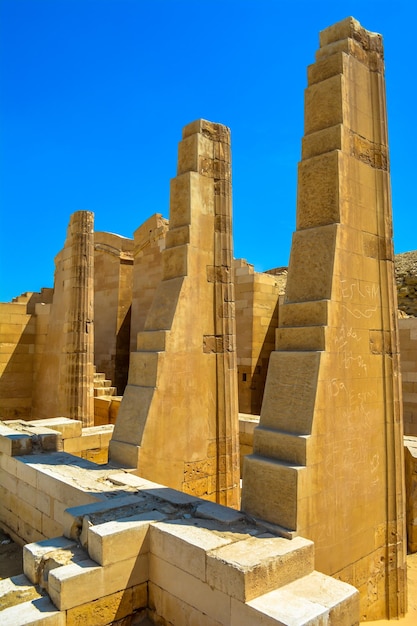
[0,528,416,623]
[0,529,23,579]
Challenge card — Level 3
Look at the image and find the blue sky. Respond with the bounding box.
[0,0,416,302]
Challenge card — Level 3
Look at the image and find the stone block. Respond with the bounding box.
[27,417,82,439]
[276,325,326,351]
[136,330,168,351]
[65,584,147,626]
[253,427,309,465]
[0,596,66,626]
[150,555,231,624]
[23,536,80,585]
[305,74,344,135]
[88,510,166,566]
[48,553,148,610]
[62,494,145,540]
[242,455,305,530]
[195,501,245,525]
[280,299,329,328]
[307,51,345,85]
[207,535,313,603]
[149,582,224,626]
[286,225,337,303]
[128,351,162,388]
[260,351,320,434]
[150,519,233,581]
[0,424,32,456]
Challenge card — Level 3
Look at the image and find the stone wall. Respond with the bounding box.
[0,290,53,420]
[110,120,241,507]
[242,17,406,620]
[130,214,169,355]
[234,259,281,415]
[399,316,417,436]
[396,251,417,316]
[0,418,359,625]
[94,232,134,394]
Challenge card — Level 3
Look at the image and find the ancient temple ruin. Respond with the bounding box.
[110,120,240,507]
[0,15,416,626]
[242,17,406,620]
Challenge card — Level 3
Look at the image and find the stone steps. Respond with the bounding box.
[94,386,116,397]
[0,484,359,625]
[0,574,62,625]
[93,369,116,398]
[239,570,359,625]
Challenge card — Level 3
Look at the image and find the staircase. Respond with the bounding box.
[93,371,117,398]
[0,488,360,625]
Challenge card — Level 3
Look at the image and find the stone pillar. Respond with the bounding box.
[32,211,94,426]
[64,211,95,425]
[110,120,240,507]
[241,18,406,620]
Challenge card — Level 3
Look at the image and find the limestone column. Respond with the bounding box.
[63,211,94,425]
[32,211,94,425]
[241,18,406,620]
[110,120,240,507]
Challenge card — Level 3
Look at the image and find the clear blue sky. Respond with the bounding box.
[1,0,415,302]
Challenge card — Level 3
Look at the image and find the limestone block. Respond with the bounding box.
[143,276,184,331]
[65,583,147,626]
[88,510,166,566]
[162,244,189,280]
[41,514,63,539]
[230,571,358,626]
[206,535,313,602]
[16,456,38,488]
[149,582,224,626]
[62,494,146,540]
[242,455,305,530]
[405,437,417,553]
[165,225,191,248]
[128,351,163,388]
[253,427,309,465]
[108,439,140,468]
[195,501,245,525]
[280,300,329,328]
[26,417,82,439]
[150,555,231,624]
[260,351,320,434]
[48,553,148,610]
[276,325,326,351]
[297,152,342,230]
[307,51,346,86]
[305,74,344,135]
[286,225,337,303]
[0,595,65,626]
[0,424,31,456]
[150,519,233,581]
[177,131,214,176]
[136,330,168,351]
[0,469,17,494]
[0,452,18,478]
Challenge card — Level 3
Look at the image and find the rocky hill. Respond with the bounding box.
[395,251,417,317]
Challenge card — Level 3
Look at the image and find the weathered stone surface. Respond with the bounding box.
[242,16,407,620]
[32,211,95,426]
[110,120,240,508]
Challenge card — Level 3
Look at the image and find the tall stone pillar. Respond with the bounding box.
[32,211,94,426]
[110,120,240,507]
[63,211,95,425]
[241,18,406,620]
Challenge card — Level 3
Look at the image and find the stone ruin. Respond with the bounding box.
[0,15,415,626]
[242,16,406,619]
